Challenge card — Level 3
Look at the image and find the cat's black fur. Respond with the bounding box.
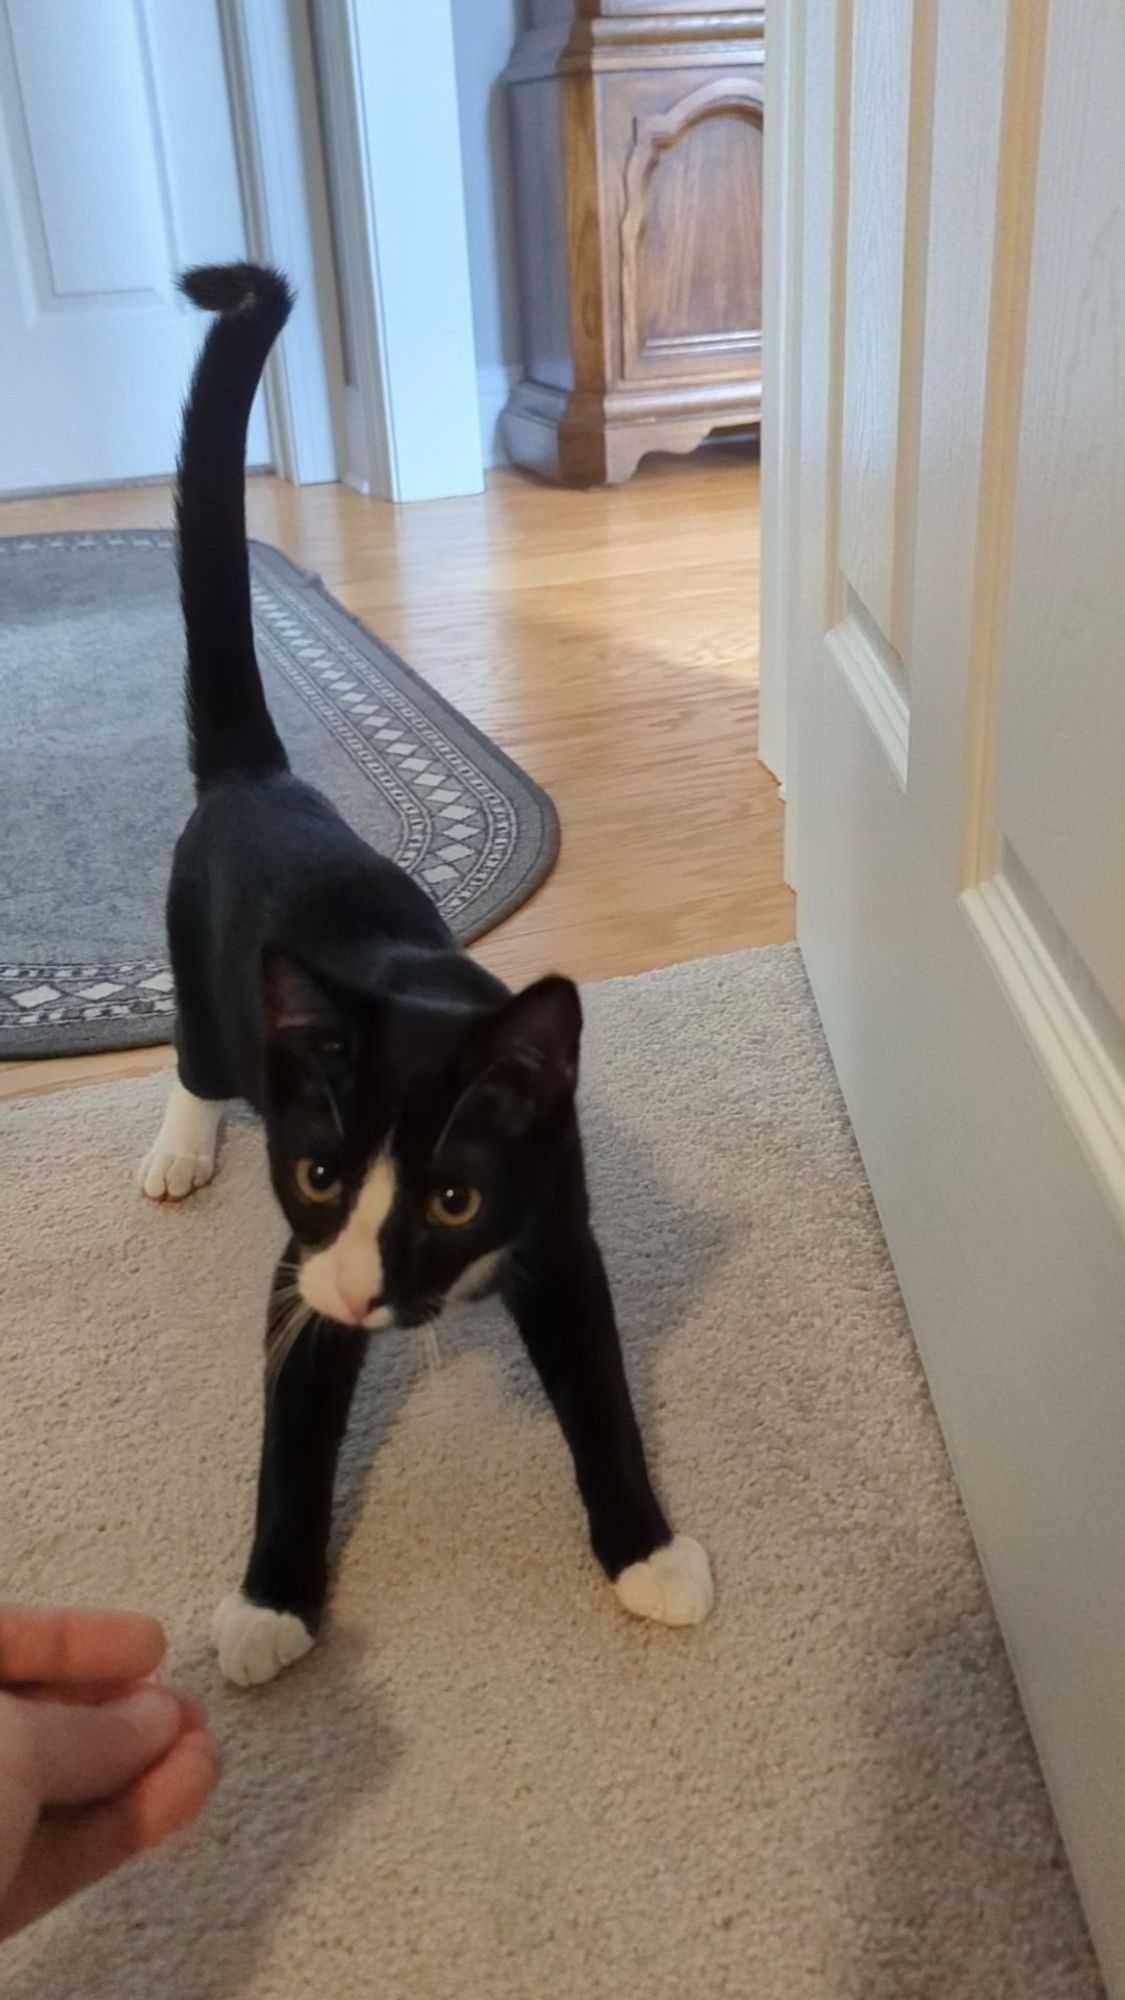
[160,264,705,1678]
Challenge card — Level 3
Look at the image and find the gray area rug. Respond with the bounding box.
[0,530,558,1059]
[0,947,1101,2000]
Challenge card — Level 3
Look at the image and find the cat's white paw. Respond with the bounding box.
[614,1534,714,1627]
[212,1592,314,1687]
[138,1145,216,1201]
[138,1080,222,1202]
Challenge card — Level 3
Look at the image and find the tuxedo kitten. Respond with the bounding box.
[142,263,713,1687]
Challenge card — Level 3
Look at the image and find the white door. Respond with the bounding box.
[0,0,268,492]
[767,0,1125,1987]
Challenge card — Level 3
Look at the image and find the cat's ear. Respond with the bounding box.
[261,949,349,1048]
[462,975,582,1135]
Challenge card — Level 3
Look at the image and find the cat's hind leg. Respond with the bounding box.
[138,1075,224,1201]
[139,970,229,1201]
[140,869,231,1200]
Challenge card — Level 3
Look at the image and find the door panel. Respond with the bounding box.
[0,0,268,491]
[838,0,914,651]
[905,0,1010,864]
[5,0,171,300]
[778,0,1125,1985]
[994,0,1125,1019]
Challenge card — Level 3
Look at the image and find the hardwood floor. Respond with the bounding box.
[0,445,791,1101]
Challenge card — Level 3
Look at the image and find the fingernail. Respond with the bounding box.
[109,1685,183,1748]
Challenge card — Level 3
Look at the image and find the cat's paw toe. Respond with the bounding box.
[614,1534,714,1627]
[212,1592,314,1687]
[138,1146,215,1202]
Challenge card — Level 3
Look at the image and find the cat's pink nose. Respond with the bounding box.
[337,1285,376,1324]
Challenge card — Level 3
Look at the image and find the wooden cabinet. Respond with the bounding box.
[503,2,764,485]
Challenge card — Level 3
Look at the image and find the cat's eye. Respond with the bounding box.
[426,1185,482,1229]
[293,1158,343,1205]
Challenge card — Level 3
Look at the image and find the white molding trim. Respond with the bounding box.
[307,0,388,497]
[826,600,910,789]
[477,364,519,468]
[221,0,344,485]
[758,0,803,794]
[964,873,1125,1235]
[314,0,484,504]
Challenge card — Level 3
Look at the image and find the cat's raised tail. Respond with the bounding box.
[176,262,294,788]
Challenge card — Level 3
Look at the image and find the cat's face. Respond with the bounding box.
[260,956,581,1338]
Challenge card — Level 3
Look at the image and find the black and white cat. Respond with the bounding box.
[141,263,713,1687]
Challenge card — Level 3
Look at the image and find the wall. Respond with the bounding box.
[450,0,523,464]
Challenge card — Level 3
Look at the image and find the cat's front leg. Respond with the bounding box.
[213,1263,369,1686]
[502,1226,713,1627]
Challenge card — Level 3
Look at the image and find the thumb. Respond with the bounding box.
[10,1686,184,1808]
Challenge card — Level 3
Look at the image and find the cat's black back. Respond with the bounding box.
[170,264,496,1112]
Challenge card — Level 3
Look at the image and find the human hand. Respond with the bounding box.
[0,1606,220,1943]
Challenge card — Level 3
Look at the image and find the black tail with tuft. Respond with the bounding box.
[176,262,294,787]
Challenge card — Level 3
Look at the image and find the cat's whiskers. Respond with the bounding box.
[416,1321,443,1375]
[269,1259,306,1310]
[266,1295,314,1390]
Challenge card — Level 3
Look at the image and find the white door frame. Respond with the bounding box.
[305,0,391,498]
[221,0,343,485]
[223,0,484,502]
[321,0,485,502]
[758,0,801,806]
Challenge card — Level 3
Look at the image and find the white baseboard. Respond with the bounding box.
[477,364,519,468]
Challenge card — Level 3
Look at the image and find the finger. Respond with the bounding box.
[17,1686,209,1724]
[0,1726,220,1944]
[0,1609,166,1687]
[172,1692,209,1735]
[16,1680,147,1708]
[11,1686,185,1807]
[0,1782,38,1937]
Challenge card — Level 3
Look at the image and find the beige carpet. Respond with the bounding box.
[0,947,1102,1999]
